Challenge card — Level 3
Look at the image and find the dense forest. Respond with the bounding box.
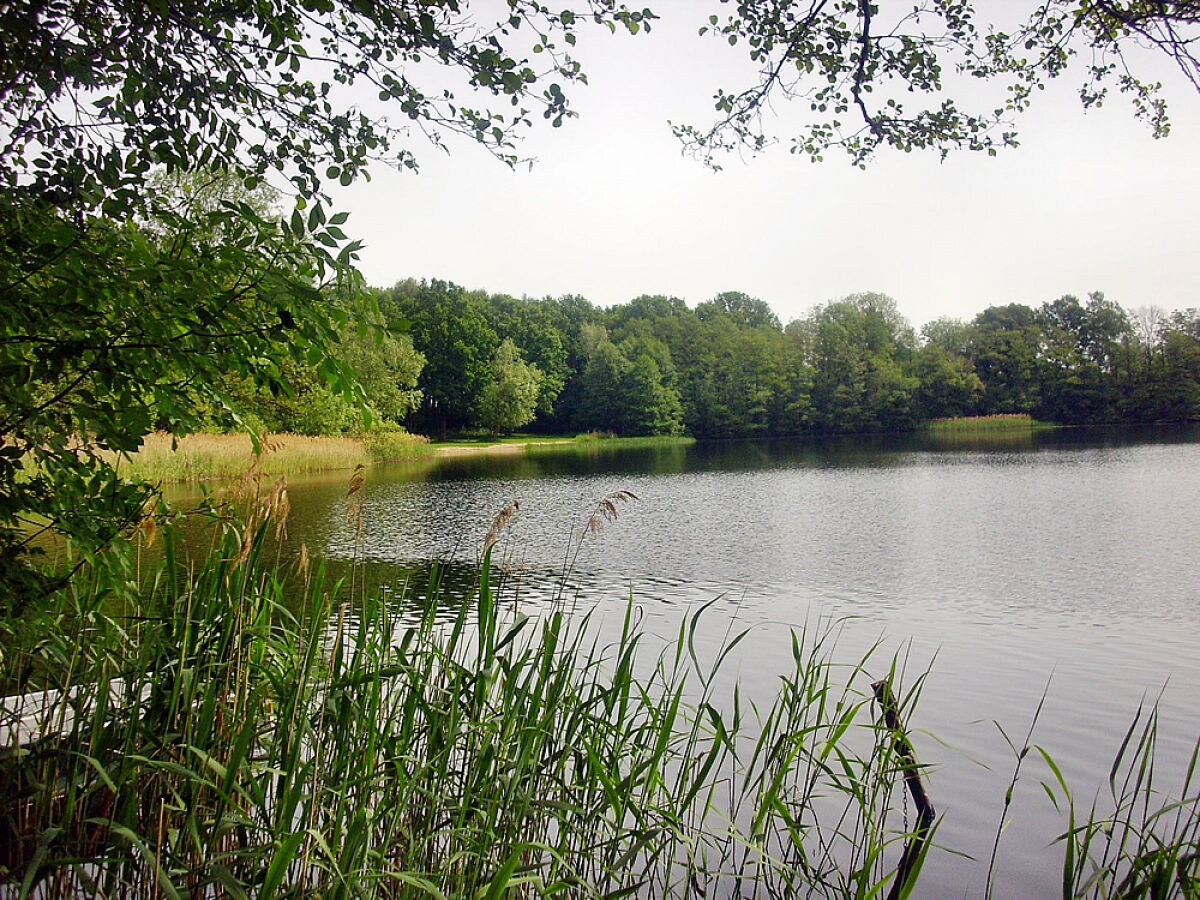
[248,279,1200,440]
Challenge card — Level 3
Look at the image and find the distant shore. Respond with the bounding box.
[110,432,694,483]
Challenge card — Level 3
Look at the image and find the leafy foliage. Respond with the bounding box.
[574,336,684,436]
[0,0,653,603]
[338,321,426,425]
[479,294,570,418]
[477,338,543,434]
[577,339,634,433]
[1,0,652,202]
[695,290,782,330]
[0,191,354,606]
[384,279,502,437]
[808,293,919,433]
[676,1,1200,166]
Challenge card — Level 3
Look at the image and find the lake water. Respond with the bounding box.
[172,426,1200,897]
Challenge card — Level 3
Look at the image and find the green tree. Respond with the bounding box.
[809,294,917,433]
[681,319,802,437]
[1119,309,1200,422]
[210,305,425,434]
[1036,293,1131,423]
[575,333,683,436]
[695,291,782,330]
[913,343,984,420]
[478,339,544,434]
[916,317,983,420]
[530,295,606,433]
[601,294,812,438]
[339,324,426,425]
[618,308,716,435]
[1169,308,1200,343]
[576,340,632,434]
[482,295,569,420]
[618,353,685,436]
[921,317,975,357]
[580,322,611,362]
[386,280,500,437]
[615,332,685,436]
[607,294,691,332]
[1156,328,1200,420]
[0,0,652,604]
[273,379,362,437]
[969,304,1045,414]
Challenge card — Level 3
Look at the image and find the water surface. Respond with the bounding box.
[172,426,1200,897]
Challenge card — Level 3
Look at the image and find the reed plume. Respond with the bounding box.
[483,499,521,553]
[583,489,639,536]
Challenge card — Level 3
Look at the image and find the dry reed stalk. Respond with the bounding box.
[345,463,366,527]
[583,490,639,536]
[483,499,521,553]
[295,542,311,581]
[346,463,366,498]
[268,476,289,540]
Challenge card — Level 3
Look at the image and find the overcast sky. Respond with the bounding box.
[339,2,1200,329]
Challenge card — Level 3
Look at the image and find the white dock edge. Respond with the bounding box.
[0,680,140,749]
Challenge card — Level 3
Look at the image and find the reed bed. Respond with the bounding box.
[1034,709,1200,898]
[104,430,431,484]
[570,434,697,448]
[923,414,1052,433]
[359,429,434,463]
[0,509,930,897]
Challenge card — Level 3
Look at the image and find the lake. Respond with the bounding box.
[171,425,1200,897]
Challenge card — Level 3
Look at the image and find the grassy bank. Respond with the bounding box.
[107,432,694,484]
[428,433,695,459]
[524,433,696,456]
[923,414,1054,433]
[434,432,694,446]
[104,430,434,483]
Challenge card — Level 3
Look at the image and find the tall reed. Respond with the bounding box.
[4,488,1196,897]
[1,508,928,897]
[1041,705,1200,898]
[982,689,1200,900]
[101,430,431,484]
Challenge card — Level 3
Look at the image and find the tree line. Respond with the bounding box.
[322,280,1200,440]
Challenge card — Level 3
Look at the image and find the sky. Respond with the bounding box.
[339,1,1200,330]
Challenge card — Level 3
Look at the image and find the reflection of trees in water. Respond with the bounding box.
[691,423,1200,470]
[432,442,691,481]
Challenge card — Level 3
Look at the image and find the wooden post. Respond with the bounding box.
[872,678,936,900]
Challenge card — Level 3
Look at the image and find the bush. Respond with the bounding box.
[359,425,433,461]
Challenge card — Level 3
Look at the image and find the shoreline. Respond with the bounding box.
[429,439,572,458]
[114,432,694,484]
